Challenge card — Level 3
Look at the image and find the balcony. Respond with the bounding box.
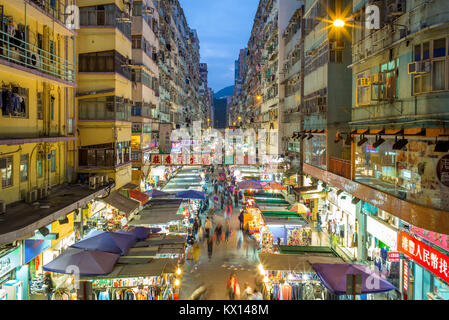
[0,29,75,83]
[329,156,351,180]
[78,96,132,122]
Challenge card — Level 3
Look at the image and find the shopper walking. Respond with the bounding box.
[224,220,231,243]
[241,282,253,300]
[204,217,212,240]
[207,237,214,261]
[192,242,201,269]
[226,273,240,300]
[236,229,244,250]
[43,272,54,300]
[214,223,223,245]
[250,288,263,300]
[238,210,244,231]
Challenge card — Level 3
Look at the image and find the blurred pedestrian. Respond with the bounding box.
[237,229,243,250]
[250,288,263,300]
[226,273,240,300]
[238,210,244,230]
[224,220,231,243]
[43,272,53,300]
[207,237,214,261]
[204,217,212,240]
[215,223,223,245]
[241,282,253,300]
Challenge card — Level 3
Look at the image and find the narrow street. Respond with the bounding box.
[179,184,260,300]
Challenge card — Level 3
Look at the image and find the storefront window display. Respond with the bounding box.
[355,136,449,211]
[0,246,23,300]
[303,135,326,170]
[324,190,358,260]
[244,208,264,241]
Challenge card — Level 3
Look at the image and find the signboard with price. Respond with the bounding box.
[400,231,449,284]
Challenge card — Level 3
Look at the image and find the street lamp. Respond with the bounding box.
[333,19,345,28]
[256,95,262,101]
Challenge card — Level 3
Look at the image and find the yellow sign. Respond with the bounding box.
[51,212,74,246]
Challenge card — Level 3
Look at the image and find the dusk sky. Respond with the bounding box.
[179,0,260,93]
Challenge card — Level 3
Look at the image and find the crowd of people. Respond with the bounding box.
[184,165,263,299]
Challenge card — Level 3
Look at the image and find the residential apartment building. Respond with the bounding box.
[76,0,134,190]
[130,0,160,188]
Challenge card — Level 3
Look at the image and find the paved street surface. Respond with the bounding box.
[179,186,260,300]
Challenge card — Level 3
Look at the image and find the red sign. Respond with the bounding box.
[151,154,161,165]
[388,251,400,261]
[163,155,172,165]
[403,260,409,292]
[400,231,449,284]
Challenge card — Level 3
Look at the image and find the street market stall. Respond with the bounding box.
[258,251,345,300]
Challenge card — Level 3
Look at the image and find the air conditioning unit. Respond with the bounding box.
[408,61,431,74]
[371,73,385,84]
[387,0,406,17]
[0,200,5,214]
[28,52,41,70]
[358,78,371,87]
[96,175,104,187]
[89,176,97,190]
[25,190,38,203]
[37,187,48,200]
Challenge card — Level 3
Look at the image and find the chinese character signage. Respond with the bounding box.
[163,155,172,165]
[400,231,449,284]
[24,239,51,264]
[437,154,449,187]
[151,154,162,165]
[0,247,21,278]
[388,251,400,261]
[201,155,211,165]
[403,260,409,292]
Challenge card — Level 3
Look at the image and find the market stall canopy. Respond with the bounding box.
[259,253,344,273]
[288,203,310,214]
[175,190,206,200]
[43,248,120,276]
[263,216,308,226]
[237,180,263,190]
[80,258,178,280]
[145,189,170,198]
[132,235,186,248]
[121,183,139,190]
[129,200,184,226]
[116,227,152,241]
[311,263,397,295]
[101,191,140,215]
[71,231,137,255]
[261,182,286,190]
[128,190,150,205]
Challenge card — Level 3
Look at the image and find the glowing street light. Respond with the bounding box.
[176,267,182,276]
[256,95,262,101]
[174,279,180,287]
[333,19,345,28]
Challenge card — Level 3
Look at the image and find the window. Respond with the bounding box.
[1,87,29,118]
[67,118,73,134]
[372,59,399,101]
[20,154,28,182]
[37,92,43,120]
[356,70,371,106]
[1,156,13,188]
[413,38,448,94]
[50,96,55,120]
[37,158,43,178]
[50,150,56,172]
[79,51,130,80]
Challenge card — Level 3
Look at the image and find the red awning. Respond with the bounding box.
[129,190,150,205]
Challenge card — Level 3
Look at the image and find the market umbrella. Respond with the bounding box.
[288,203,310,214]
[262,182,286,190]
[117,227,152,241]
[175,190,206,200]
[71,231,137,255]
[43,248,120,276]
[311,263,397,295]
[237,180,263,190]
[145,189,170,198]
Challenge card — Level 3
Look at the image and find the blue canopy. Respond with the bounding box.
[175,190,206,200]
[311,263,397,295]
[71,231,137,255]
[43,248,119,276]
[145,189,170,198]
[116,227,152,241]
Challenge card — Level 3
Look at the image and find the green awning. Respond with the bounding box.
[301,192,327,200]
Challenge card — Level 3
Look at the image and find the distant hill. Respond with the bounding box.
[214,85,234,99]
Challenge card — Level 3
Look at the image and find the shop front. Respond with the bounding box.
[400,231,449,300]
[324,189,358,260]
[0,246,23,300]
[365,215,400,290]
